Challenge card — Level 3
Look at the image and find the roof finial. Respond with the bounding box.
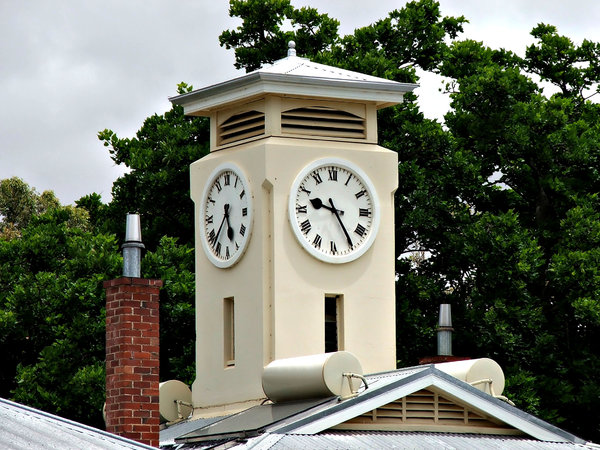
[287,40,296,57]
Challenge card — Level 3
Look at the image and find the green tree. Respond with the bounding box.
[142,236,196,385]
[97,83,210,251]
[0,203,121,428]
[219,0,339,71]
[0,177,62,238]
[437,29,600,438]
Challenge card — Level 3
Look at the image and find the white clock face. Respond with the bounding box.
[289,158,379,264]
[200,163,253,268]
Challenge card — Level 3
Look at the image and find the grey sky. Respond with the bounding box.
[1,1,598,205]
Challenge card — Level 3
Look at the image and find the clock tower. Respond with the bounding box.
[171,43,416,414]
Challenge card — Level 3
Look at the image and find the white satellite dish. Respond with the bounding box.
[159,380,193,423]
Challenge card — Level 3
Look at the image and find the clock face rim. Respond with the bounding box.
[199,162,253,269]
[288,157,380,264]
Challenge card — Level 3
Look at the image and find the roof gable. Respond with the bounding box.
[270,366,585,444]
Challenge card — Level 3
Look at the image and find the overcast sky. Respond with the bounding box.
[1,1,598,205]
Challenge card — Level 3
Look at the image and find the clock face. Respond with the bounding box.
[289,158,380,264]
[200,163,253,268]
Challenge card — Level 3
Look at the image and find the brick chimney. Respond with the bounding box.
[104,214,162,447]
[105,277,161,446]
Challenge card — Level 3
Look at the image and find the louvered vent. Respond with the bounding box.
[339,389,514,433]
[219,110,265,145]
[281,106,365,139]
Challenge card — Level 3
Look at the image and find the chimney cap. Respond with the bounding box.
[122,213,145,249]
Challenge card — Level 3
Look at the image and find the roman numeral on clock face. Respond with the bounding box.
[354,223,367,237]
[312,172,323,184]
[312,234,322,248]
[300,219,311,234]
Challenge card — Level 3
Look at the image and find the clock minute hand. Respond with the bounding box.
[309,198,344,215]
[329,198,353,248]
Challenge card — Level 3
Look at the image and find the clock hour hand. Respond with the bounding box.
[309,198,344,215]
[225,209,234,241]
[329,198,353,248]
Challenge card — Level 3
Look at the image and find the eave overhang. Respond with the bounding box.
[169,71,417,116]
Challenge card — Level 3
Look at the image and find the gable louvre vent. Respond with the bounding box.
[337,389,517,434]
[219,110,265,146]
[281,106,365,139]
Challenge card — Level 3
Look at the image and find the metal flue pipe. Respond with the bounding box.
[437,304,454,356]
[122,213,145,278]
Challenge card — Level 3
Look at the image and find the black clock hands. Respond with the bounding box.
[310,198,344,215]
[214,204,230,246]
[329,198,353,248]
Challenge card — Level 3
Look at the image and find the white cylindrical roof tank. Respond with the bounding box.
[262,351,363,402]
[435,358,505,396]
[159,380,193,423]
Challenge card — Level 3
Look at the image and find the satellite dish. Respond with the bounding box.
[159,380,193,423]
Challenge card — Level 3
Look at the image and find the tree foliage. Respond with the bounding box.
[142,236,196,385]
[0,199,121,428]
[219,0,339,71]
[96,83,210,251]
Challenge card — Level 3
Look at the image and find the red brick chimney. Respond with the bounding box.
[105,276,162,447]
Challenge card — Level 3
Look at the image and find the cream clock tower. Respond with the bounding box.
[171,43,416,414]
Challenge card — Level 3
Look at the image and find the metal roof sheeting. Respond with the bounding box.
[0,398,154,450]
[245,431,598,450]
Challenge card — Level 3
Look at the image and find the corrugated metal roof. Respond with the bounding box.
[255,54,399,84]
[0,397,154,450]
[246,431,598,450]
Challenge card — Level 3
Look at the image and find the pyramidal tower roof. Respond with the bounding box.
[170,42,417,116]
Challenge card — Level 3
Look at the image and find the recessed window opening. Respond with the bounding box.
[325,294,344,353]
[224,297,235,367]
